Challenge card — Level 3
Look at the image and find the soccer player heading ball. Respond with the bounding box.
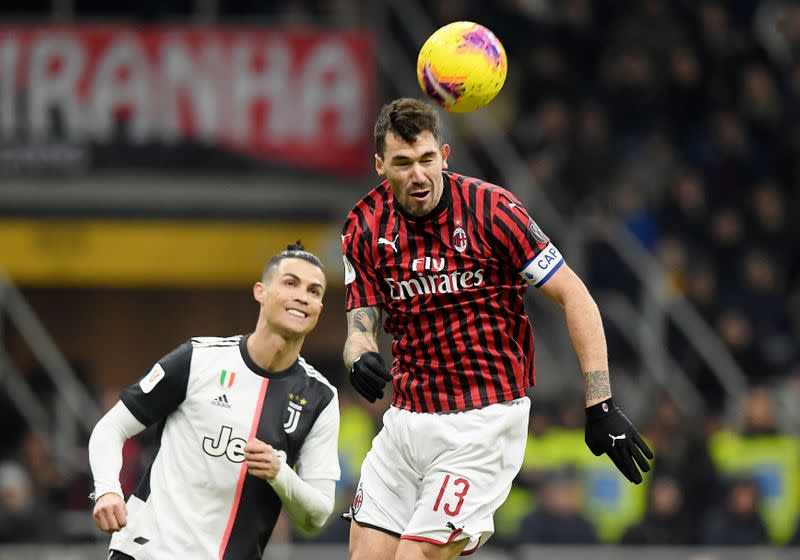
[341,98,654,558]
[89,243,340,559]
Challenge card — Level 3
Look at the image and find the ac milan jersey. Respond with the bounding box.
[110,335,340,560]
[342,172,565,413]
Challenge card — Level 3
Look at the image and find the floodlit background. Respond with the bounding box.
[0,1,798,558]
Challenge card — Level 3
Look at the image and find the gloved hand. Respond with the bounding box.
[585,398,654,484]
[350,352,392,403]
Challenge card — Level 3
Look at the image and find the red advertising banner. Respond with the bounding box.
[0,26,375,176]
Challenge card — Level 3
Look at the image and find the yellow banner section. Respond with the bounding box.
[0,219,336,287]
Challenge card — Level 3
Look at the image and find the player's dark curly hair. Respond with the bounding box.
[374,98,442,157]
[262,241,323,281]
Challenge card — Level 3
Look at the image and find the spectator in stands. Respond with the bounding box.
[517,467,597,545]
[701,476,769,545]
[621,472,692,545]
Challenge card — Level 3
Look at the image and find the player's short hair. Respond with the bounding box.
[374,98,442,157]
[262,241,324,282]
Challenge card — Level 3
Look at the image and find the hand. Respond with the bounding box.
[92,492,127,533]
[350,352,391,403]
[585,398,654,484]
[244,438,282,481]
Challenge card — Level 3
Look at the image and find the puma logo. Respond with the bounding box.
[508,202,518,209]
[609,433,626,446]
[378,235,399,253]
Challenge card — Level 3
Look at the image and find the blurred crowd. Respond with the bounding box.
[1,0,799,550]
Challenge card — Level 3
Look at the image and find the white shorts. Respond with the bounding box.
[351,397,530,555]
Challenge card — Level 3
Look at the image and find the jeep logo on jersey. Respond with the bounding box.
[202,425,246,463]
[452,227,468,253]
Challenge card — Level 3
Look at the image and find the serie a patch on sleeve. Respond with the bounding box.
[519,242,565,288]
[140,363,166,393]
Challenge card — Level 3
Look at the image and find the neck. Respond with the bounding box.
[246,321,304,372]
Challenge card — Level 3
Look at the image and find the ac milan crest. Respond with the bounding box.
[352,487,364,513]
[452,226,468,253]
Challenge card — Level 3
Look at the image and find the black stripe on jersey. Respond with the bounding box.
[495,202,547,257]
[465,178,510,403]
[450,177,490,408]
[401,214,436,412]
[421,213,453,412]
[349,204,373,308]
[131,418,168,502]
[424,213,465,410]
[493,216,531,266]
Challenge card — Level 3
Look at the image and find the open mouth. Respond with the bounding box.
[409,190,430,201]
[286,309,308,318]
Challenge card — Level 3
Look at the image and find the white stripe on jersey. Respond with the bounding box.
[191,335,242,347]
[298,357,337,395]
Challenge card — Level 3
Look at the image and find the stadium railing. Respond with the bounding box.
[0,268,101,473]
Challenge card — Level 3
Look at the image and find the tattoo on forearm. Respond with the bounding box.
[584,370,612,401]
[349,307,379,336]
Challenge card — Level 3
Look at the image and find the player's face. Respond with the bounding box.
[255,258,325,338]
[375,130,451,217]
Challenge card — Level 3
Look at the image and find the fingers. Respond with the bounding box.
[629,440,652,474]
[634,432,655,460]
[350,372,380,402]
[93,502,127,533]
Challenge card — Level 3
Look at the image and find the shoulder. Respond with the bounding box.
[447,171,512,201]
[189,335,242,349]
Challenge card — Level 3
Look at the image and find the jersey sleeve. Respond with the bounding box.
[490,189,565,288]
[342,212,382,311]
[119,341,193,427]
[295,393,341,481]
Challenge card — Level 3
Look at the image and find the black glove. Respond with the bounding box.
[585,398,654,484]
[350,352,392,403]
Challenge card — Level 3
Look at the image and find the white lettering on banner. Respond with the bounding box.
[29,37,85,140]
[160,39,222,143]
[0,27,373,174]
[231,40,292,144]
[298,40,363,143]
[519,242,565,288]
[91,37,152,142]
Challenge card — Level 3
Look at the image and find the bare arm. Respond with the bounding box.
[537,263,611,406]
[343,305,382,371]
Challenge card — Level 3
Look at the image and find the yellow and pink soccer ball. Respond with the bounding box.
[416,21,507,113]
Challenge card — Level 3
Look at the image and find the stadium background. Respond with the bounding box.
[0,0,798,558]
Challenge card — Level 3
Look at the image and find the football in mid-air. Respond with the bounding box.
[416,21,507,113]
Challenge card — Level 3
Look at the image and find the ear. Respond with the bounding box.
[253,281,265,304]
[441,144,451,170]
[375,153,385,177]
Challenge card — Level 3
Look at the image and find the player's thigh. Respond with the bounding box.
[395,537,467,560]
[349,519,399,560]
[405,397,531,551]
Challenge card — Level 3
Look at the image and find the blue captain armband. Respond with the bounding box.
[519,242,565,288]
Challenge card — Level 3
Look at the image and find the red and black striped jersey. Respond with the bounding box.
[342,171,565,413]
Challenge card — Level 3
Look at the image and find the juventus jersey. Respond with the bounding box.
[342,171,565,413]
[110,335,340,560]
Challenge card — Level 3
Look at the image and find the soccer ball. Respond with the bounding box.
[416,21,507,113]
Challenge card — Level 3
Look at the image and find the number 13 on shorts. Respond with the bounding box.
[433,474,471,516]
